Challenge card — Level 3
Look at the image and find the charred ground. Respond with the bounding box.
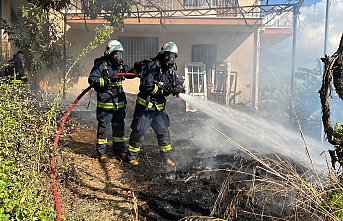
[57,92,311,221]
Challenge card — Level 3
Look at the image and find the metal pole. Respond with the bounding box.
[63,7,67,100]
[252,27,261,113]
[290,3,299,120]
[324,0,330,56]
[321,0,330,144]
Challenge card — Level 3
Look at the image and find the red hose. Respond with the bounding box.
[116,72,140,78]
[51,72,138,220]
[51,85,92,221]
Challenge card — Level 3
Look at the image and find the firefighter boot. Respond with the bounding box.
[160,151,175,167]
[113,150,127,161]
[117,152,127,161]
[127,151,139,166]
[99,154,109,163]
[165,158,176,167]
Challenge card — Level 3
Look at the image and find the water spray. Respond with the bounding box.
[177,93,328,170]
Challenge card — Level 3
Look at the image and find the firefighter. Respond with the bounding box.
[127,41,185,166]
[6,51,27,84]
[88,40,136,163]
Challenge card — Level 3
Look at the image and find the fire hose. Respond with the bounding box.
[51,72,139,221]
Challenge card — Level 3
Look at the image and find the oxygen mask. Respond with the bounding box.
[112,51,123,64]
[164,52,177,67]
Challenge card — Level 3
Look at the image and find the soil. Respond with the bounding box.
[56,93,300,221]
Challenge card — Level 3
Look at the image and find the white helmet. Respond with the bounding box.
[104,40,124,55]
[160,42,178,56]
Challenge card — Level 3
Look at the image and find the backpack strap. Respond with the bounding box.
[101,60,110,78]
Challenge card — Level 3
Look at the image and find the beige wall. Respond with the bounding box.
[2,0,11,60]
[65,26,255,105]
[228,34,255,104]
[2,0,11,21]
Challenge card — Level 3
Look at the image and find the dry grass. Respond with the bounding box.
[182,125,342,221]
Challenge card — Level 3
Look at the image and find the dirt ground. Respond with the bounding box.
[56,92,300,221]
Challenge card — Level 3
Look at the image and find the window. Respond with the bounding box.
[184,0,217,6]
[118,36,159,67]
[184,0,236,6]
[191,44,217,72]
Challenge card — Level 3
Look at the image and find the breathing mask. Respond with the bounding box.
[113,51,123,63]
[164,52,177,67]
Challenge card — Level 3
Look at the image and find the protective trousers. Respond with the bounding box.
[128,105,172,159]
[96,108,125,155]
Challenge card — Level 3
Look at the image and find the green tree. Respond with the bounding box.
[1,3,70,75]
[259,59,326,125]
[258,68,290,121]
[293,60,323,122]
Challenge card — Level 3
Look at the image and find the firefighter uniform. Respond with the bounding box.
[88,40,133,163]
[6,51,27,84]
[128,42,184,166]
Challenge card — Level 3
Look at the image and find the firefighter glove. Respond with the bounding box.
[110,75,123,82]
[171,86,185,96]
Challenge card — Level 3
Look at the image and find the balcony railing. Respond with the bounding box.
[67,0,295,27]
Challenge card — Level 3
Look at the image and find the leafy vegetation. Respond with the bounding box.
[0,23,114,220]
[259,61,326,124]
[27,0,133,27]
[0,3,67,74]
[0,80,56,220]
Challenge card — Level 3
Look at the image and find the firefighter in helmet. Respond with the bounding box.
[127,41,185,166]
[88,40,137,163]
[6,51,27,84]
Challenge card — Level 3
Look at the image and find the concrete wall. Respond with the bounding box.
[228,33,255,104]
[65,26,255,105]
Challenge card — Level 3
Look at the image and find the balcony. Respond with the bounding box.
[66,0,296,32]
[67,0,294,21]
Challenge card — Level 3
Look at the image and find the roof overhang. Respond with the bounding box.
[261,27,293,51]
[67,17,262,33]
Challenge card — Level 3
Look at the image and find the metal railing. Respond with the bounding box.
[66,0,295,28]
[68,0,261,19]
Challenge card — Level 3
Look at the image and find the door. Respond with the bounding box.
[209,62,228,105]
[184,62,207,112]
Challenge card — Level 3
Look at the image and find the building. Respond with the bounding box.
[0,0,23,62]
[2,0,297,111]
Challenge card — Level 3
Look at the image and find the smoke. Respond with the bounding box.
[177,93,329,169]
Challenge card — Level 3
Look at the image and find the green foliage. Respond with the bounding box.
[0,23,113,220]
[79,0,132,26]
[28,0,133,27]
[0,3,89,91]
[0,81,56,220]
[322,188,343,218]
[258,68,290,120]
[27,0,71,11]
[293,65,322,121]
[0,3,68,74]
[259,59,324,123]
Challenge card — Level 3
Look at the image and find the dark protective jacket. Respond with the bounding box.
[6,55,27,83]
[137,56,184,111]
[88,57,131,110]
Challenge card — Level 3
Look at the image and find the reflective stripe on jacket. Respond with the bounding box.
[136,96,165,111]
[97,101,125,110]
[88,58,130,107]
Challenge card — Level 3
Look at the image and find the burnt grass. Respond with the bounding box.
[66,93,311,221]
